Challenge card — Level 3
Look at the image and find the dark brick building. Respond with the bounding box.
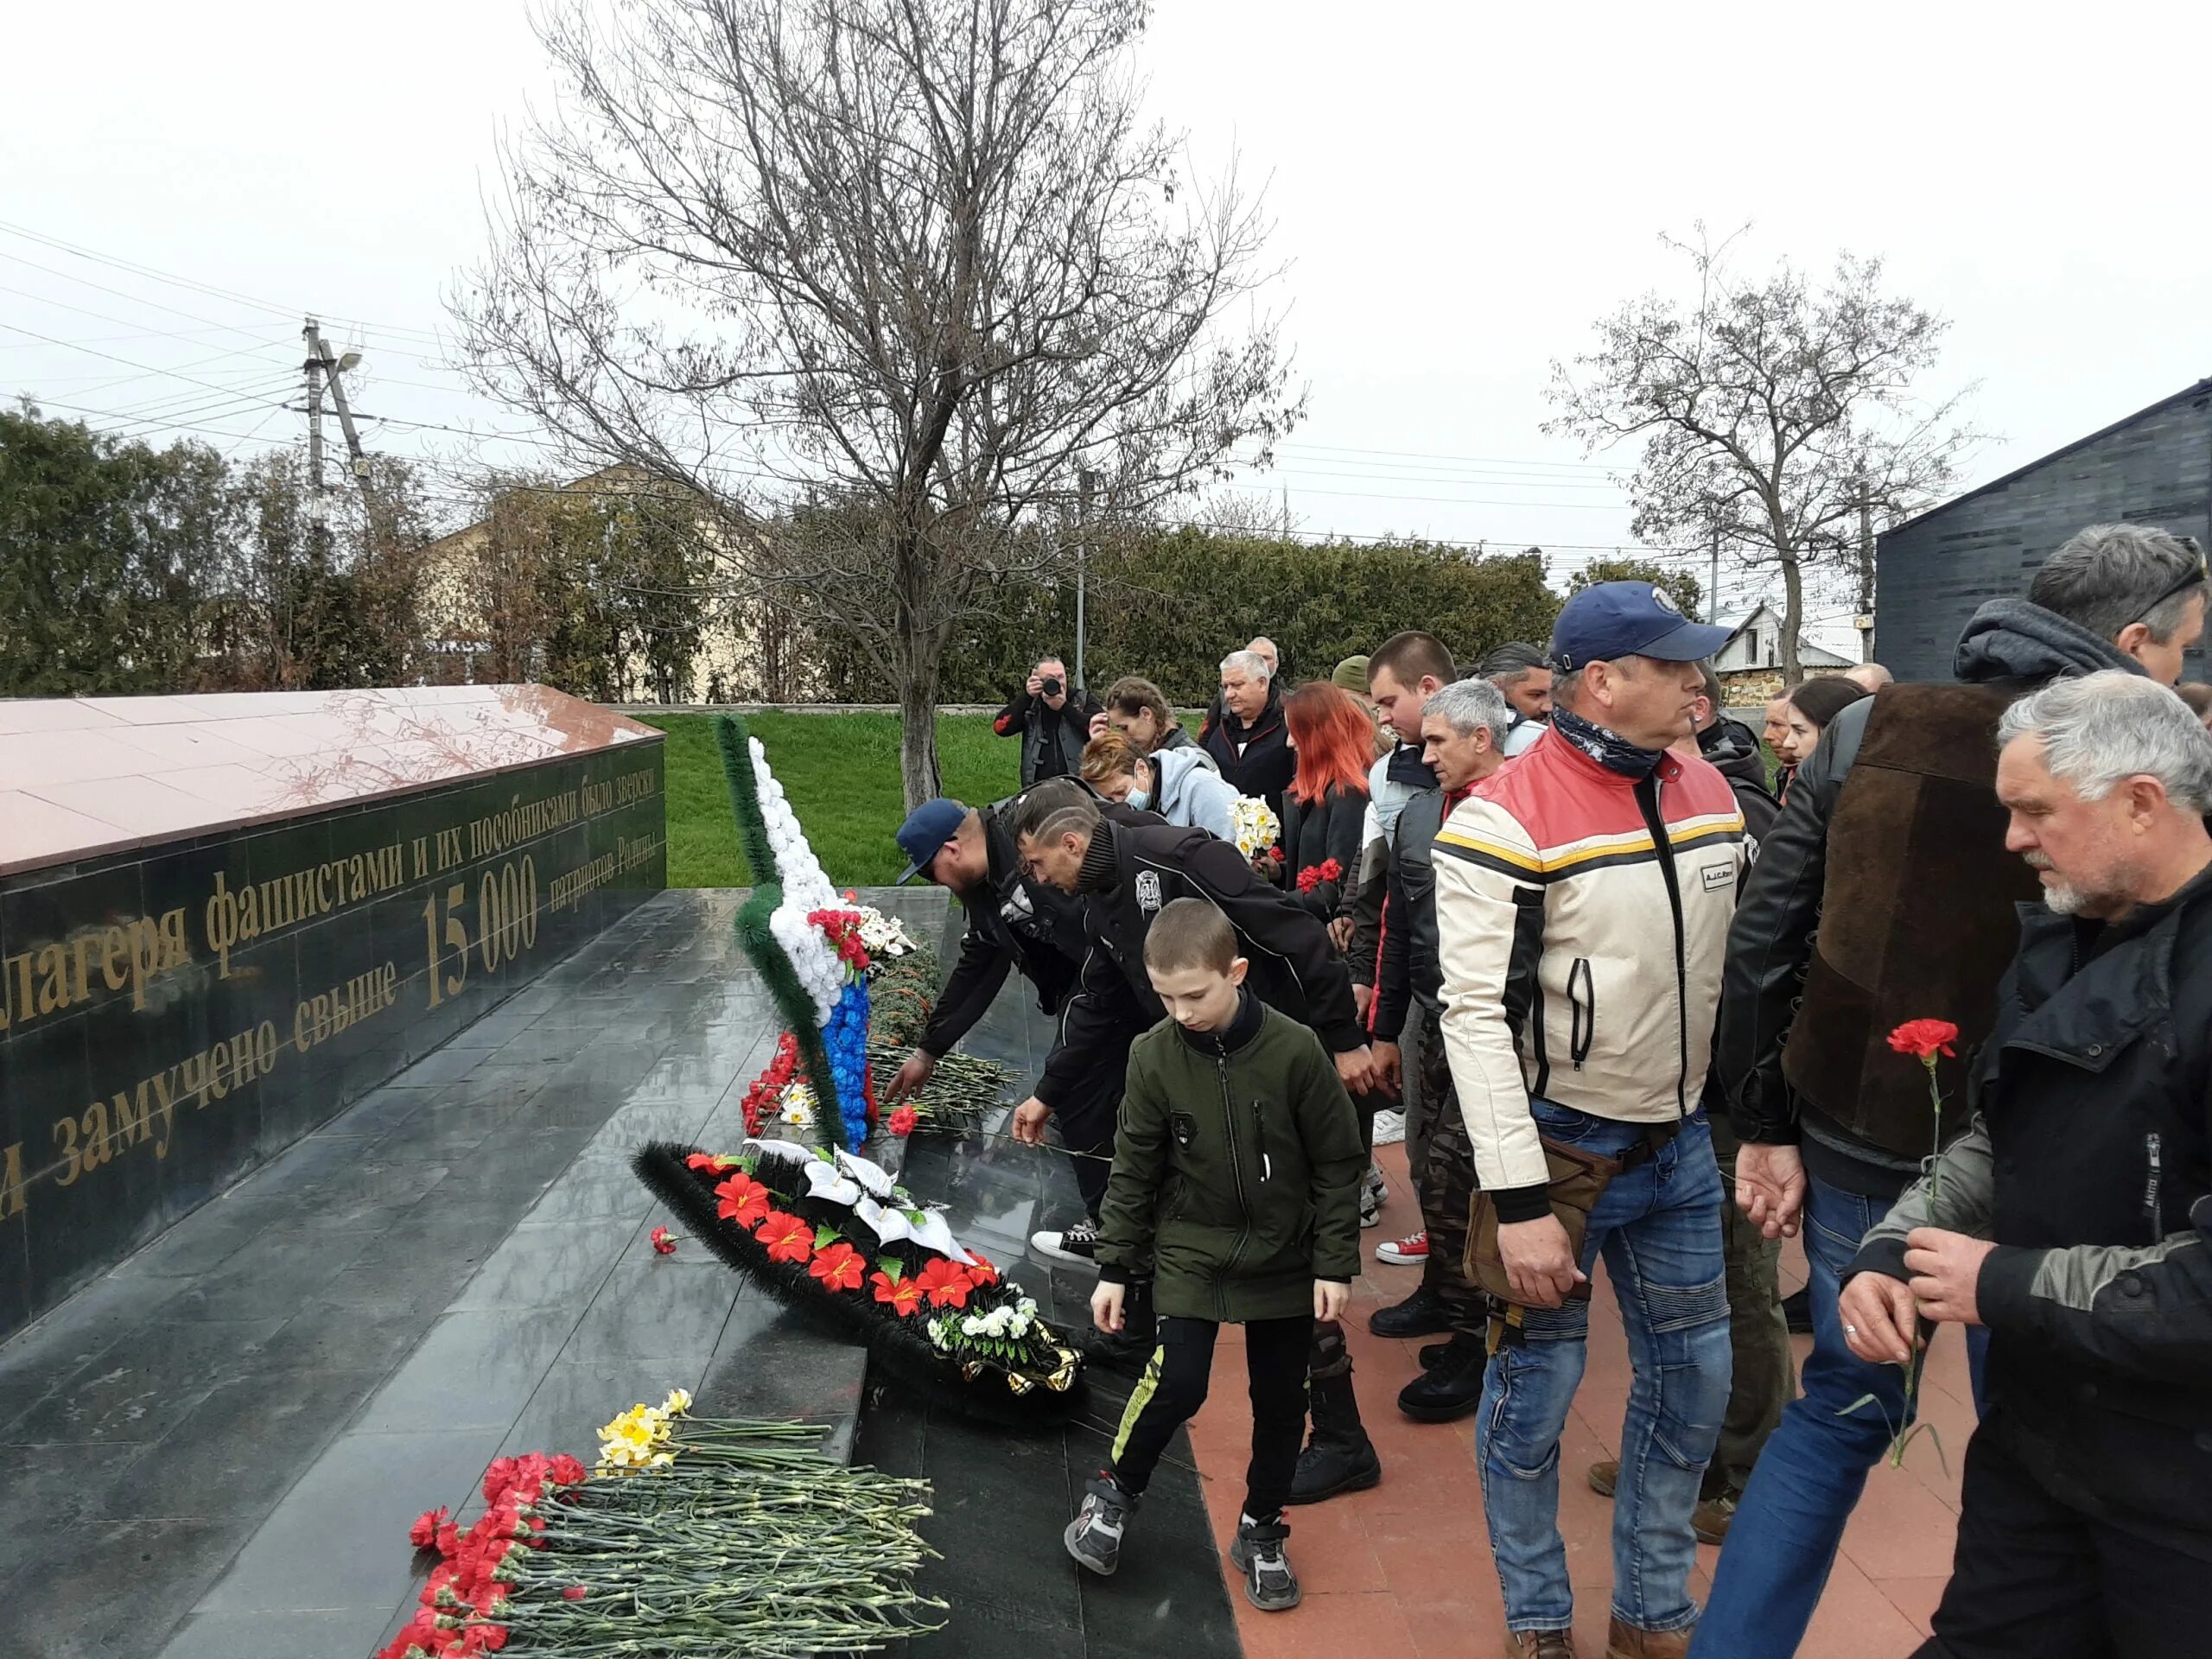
[1877,378,2212,682]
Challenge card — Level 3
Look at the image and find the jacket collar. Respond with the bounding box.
[1533,721,1687,787]
[1175,984,1265,1057]
[1076,817,1122,894]
[1998,863,2212,1075]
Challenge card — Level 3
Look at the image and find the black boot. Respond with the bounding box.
[1396,1331,1489,1422]
[1368,1283,1454,1338]
[1288,1325,1382,1504]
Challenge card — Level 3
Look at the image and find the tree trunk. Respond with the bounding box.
[898,653,942,811]
[1778,552,1806,688]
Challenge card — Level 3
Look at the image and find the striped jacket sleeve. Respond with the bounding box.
[1433,795,1552,1217]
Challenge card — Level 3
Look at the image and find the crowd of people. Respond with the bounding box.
[886,522,2212,1659]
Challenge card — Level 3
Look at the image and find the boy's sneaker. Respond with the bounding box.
[1229,1515,1301,1611]
[1359,1183,1382,1230]
[1375,1229,1428,1265]
[1370,1108,1407,1146]
[1030,1217,1099,1265]
[1065,1474,1135,1576]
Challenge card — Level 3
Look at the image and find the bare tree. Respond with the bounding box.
[453,0,1299,803]
[1546,227,1984,685]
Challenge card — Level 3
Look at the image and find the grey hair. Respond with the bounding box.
[1424,677,1514,747]
[1477,641,1548,683]
[1220,648,1273,682]
[1997,671,2212,812]
[2028,524,2207,645]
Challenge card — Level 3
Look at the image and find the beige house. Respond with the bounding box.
[414,466,777,702]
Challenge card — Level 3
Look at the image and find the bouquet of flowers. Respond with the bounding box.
[381,1402,941,1659]
[1230,793,1281,861]
[855,905,918,958]
[634,1138,1084,1424]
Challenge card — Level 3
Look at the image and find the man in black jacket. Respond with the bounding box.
[995,654,1103,786]
[1011,779,1386,1503]
[1364,678,1514,1422]
[1842,671,2212,1656]
[1201,648,1296,814]
[1696,523,2209,1657]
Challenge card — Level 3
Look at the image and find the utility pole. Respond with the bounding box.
[304,319,375,534]
[302,321,327,550]
[1075,468,1097,692]
[1854,469,1877,661]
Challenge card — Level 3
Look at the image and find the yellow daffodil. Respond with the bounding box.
[663,1388,692,1414]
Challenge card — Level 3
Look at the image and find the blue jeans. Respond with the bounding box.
[1694,1173,1982,1657]
[1478,1104,1730,1635]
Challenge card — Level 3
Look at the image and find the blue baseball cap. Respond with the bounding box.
[894,798,969,884]
[1548,582,1732,672]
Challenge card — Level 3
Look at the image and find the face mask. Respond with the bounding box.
[1126,788,1152,811]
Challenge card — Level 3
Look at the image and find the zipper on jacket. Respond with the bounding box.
[1216,1050,1254,1319]
[1567,957,1595,1069]
[1249,1094,1273,1182]
[1635,773,1692,1116]
[2145,1131,2165,1236]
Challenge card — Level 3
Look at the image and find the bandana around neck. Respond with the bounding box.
[1553,707,1665,779]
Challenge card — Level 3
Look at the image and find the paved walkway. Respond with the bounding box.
[1188,1141,1971,1659]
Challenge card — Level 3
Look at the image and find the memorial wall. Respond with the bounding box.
[0,686,668,1340]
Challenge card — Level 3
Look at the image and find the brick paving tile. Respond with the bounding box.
[1188,1144,1958,1657]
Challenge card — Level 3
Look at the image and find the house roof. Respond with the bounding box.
[1714,603,1854,666]
[1883,377,2212,542]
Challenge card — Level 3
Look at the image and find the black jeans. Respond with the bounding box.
[1914,1415,2207,1658]
[1053,1032,1132,1217]
[1109,1313,1313,1521]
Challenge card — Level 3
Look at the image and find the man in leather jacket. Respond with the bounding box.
[1694,523,2209,1659]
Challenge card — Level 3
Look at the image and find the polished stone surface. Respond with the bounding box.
[0,728,665,1339]
[0,684,663,874]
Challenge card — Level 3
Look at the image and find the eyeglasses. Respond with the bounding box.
[2131,536,2209,629]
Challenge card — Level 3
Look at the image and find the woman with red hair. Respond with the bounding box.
[1276,680,1374,922]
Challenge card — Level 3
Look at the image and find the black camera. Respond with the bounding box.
[1039,676,1063,697]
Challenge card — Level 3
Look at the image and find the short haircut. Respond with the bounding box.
[1695,661,1726,708]
[1009,777,1102,845]
[2028,524,2208,645]
[1370,630,1458,689]
[1080,731,1144,785]
[1423,677,1513,747]
[1477,641,1548,683]
[1220,648,1272,682]
[1999,670,2212,813]
[1033,652,1067,671]
[1142,897,1237,976]
[1786,676,1872,729]
[1103,675,1174,728]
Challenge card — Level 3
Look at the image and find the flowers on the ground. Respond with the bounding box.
[1887,1019,1960,1060]
[964,1249,1001,1286]
[649,1226,677,1255]
[779,1080,818,1128]
[738,1032,801,1138]
[871,1267,925,1316]
[888,1105,918,1137]
[855,905,918,958]
[410,1507,449,1549]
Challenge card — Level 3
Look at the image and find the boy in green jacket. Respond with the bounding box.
[1066,899,1366,1611]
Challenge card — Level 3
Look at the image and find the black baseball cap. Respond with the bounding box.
[894,798,968,884]
[1548,582,1732,672]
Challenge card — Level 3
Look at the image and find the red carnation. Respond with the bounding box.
[810,1240,866,1293]
[914,1258,976,1309]
[409,1507,448,1550]
[563,1585,588,1601]
[888,1105,918,1138]
[650,1224,677,1255]
[870,1268,925,1315]
[715,1172,772,1230]
[547,1453,586,1487]
[435,1520,460,1560]
[757,1210,816,1265]
[1887,1019,1960,1061]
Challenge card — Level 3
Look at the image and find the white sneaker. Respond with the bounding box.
[1029,1217,1099,1265]
[1364,1162,1388,1205]
[1370,1109,1407,1146]
[1359,1184,1382,1229]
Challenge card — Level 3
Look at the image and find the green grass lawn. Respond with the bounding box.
[636,711,1020,887]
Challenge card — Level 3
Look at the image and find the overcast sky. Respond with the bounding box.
[8,1,2209,647]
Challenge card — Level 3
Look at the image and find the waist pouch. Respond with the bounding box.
[1465,1122,1681,1307]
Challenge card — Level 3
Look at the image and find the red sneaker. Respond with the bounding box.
[1375,1230,1428,1266]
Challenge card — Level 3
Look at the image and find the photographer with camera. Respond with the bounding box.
[994,653,1103,787]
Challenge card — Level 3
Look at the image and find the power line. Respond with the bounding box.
[1274,440,1618,472]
